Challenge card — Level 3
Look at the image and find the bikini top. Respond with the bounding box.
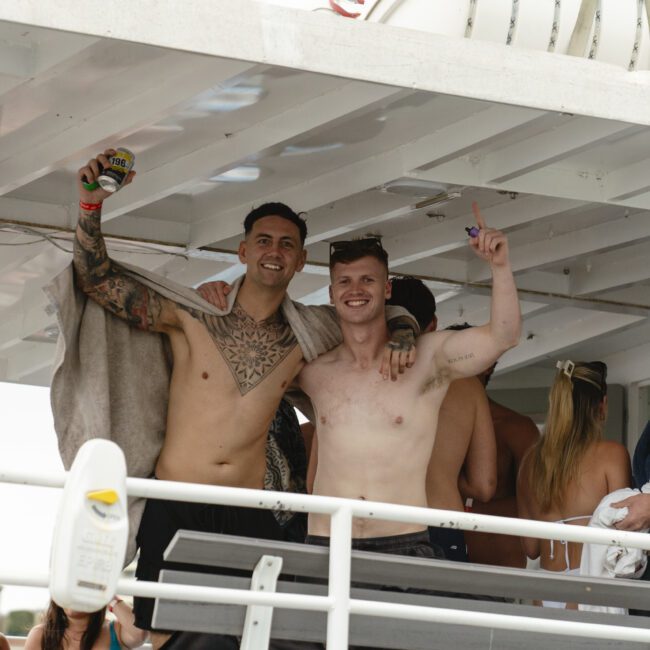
[109,621,121,650]
[549,515,592,570]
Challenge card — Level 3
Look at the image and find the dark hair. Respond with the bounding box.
[329,237,388,272]
[445,322,472,331]
[386,276,436,332]
[243,202,307,244]
[42,601,106,650]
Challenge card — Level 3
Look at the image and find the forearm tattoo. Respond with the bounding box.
[387,327,415,351]
[73,208,164,330]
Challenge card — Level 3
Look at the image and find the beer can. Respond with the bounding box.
[97,148,135,193]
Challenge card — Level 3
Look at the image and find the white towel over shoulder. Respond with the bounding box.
[578,483,650,614]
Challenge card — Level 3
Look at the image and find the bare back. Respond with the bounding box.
[427,377,495,512]
[300,333,450,538]
[465,399,539,567]
[518,439,631,571]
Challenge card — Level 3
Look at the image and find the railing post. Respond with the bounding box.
[326,504,353,650]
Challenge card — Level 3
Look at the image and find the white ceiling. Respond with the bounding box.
[0,0,650,389]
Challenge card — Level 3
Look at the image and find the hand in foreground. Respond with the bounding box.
[197,280,232,310]
[468,201,509,268]
[380,328,416,381]
[611,493,650,531]
[77,148,135,205]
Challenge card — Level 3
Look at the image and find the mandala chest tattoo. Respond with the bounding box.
[205,303,297,395]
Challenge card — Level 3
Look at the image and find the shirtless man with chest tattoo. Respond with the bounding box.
[298,207,520,560]
[73,149,415,649]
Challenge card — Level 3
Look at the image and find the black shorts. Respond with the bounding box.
[428,526,468,562]
[133,495,285,631]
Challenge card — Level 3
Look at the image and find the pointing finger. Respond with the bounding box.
[472,201,486,230]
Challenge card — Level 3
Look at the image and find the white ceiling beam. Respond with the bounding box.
[3,0,650,125]
[497,311,645,373]
[605,341,650,385]
[483,119,636,184]
[0,51,256,195]
[5,341,55,382]
[0,27,98,96]
[570,251,650,296]
[0,197,71,228]
[386,196,584,268]
[105,80,404,225]
[606,157,650,202]
[468,209,650,282]
[0,298,53,352]
[0,234,50,282]
[190,104,544,247]
[415,157,609,205]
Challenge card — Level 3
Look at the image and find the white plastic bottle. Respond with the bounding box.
[49,439,128,612]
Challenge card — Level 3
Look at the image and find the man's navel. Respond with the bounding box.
[202,371,209,380]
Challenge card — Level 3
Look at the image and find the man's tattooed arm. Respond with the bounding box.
[73,206,179,331]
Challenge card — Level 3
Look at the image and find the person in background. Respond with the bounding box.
[386,280,496,562]
[517,360,631,608]
[464,361,539,568]
[24,597,147,650]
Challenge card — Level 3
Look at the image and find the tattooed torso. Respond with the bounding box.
[73,205,306,488]
[194,302,298,396]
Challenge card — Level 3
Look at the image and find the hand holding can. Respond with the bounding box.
[78,148,135,205]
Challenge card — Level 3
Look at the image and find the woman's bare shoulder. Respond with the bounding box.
[24,625,44,650]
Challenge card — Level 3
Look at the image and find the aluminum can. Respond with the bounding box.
[97,148,135,193]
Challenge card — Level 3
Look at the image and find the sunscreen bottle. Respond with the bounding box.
[49,439,128,612]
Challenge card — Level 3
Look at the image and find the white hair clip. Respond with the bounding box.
[556,360,575,378]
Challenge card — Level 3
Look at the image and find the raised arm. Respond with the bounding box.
[434,203,521,380]
[74,149,181,332]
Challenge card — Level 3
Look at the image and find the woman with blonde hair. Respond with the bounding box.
[517,360,631,608]
[24,597,147,650]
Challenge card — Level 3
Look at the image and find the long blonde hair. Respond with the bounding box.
[529,361,607,511]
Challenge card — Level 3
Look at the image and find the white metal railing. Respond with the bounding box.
[2,469,650,649]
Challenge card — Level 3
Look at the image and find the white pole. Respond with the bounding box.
[2,469,650,550]
[326,505,353,650]
[350,598,650,644]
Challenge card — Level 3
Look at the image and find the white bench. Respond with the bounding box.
[151,531,650,649]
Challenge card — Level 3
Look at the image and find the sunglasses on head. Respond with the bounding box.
[329,237,384,259]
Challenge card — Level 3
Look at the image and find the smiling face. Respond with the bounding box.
[329,255,391,325]
[239,215,306,290]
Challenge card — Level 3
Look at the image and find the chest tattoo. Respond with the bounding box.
[203,303,297,396]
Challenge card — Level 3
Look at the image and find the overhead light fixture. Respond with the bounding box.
[193,85,266,113]
[382,178,449,198]
[414,191,462,210]
[280,142,344,156]
[210,165,261,183]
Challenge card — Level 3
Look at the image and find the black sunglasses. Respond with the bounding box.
[329,237,384,259]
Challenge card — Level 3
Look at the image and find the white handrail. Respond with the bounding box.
[2,468,649,550]
[2,468,650,649]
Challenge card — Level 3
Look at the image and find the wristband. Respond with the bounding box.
[79,201,103,211]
